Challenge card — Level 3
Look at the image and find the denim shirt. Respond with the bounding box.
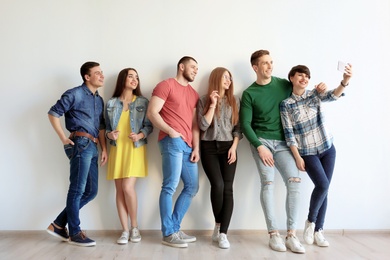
[105,96,153,148]
[48,84,105,138]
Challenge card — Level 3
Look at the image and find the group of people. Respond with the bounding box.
[46,50,352,254]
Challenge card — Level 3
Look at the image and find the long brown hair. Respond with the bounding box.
[112,68,143,98]
[203,67,239,125]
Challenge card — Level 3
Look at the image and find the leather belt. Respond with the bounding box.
[69,131,98,144]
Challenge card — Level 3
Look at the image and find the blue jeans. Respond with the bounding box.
[53,137,99,237]
[158,136,199,237]
[302,145,336,231]
[250,138,301,232]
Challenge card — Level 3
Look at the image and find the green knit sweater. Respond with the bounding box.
[240,76,292,148]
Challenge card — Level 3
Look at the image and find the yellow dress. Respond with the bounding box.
[107,109,147,180]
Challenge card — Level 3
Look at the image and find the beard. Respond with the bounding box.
[183,69,194,82]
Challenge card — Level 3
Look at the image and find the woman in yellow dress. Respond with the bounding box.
[105,68,153,244]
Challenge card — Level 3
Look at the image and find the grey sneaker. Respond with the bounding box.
[162,232,188,248]
[269,233,286,252]
[177,230,196,243]
[117,231,129,245]
[286,235,305,253]
[130,227,141,243]
[212,225,220,242]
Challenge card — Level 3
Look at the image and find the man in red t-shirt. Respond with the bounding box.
[147,56,200,248]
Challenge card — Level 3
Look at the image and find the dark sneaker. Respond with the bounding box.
[46,223,69,242]
[69,231,96,247]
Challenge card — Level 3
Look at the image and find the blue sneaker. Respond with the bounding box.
[69,231,96,247]
[46,223,69,242]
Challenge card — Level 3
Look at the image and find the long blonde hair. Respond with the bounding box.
[203,67,239,125]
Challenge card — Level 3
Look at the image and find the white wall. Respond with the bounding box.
[1,0,389,231]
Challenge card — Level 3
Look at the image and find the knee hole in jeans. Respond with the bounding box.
[288,177,301,183]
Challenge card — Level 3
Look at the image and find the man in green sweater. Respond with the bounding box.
[240,50,305,254]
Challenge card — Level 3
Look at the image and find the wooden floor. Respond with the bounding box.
[0,230,389,260]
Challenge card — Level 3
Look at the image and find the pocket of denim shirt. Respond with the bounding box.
[136,106,145,112]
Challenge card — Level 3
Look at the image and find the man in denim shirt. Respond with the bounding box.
[46,61,107,247]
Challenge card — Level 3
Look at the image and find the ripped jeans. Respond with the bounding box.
[250,138,301,232]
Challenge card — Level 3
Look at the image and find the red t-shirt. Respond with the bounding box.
[152,78,199,147]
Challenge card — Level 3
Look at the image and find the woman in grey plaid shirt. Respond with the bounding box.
[280,64,353,248]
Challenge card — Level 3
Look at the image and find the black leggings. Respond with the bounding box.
[200,140,237,234]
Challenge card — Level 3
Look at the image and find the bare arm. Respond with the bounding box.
[290,145,305,171]
[191,108,200,162]
[203,91,219,124]
[48,114,74,145]
[227,136,239,164]
[98,129,107,166]
[147,96,181,138]
[334,64,353,97]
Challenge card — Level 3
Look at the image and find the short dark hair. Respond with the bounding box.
[288,65,311,82]
[177,56,197,71]
[80,61,100,82]
[250,50,270,66]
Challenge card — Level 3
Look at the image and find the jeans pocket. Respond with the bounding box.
[64,144,74,159]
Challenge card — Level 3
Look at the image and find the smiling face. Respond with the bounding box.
[125,69,139,91]
[288,65,311,95]
[85,66,104,89]
[253,54,273,81]
[182,59,198,82]
[290,72,310,92]
[221,70,232,91]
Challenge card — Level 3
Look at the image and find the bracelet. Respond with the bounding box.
[105,132,112,140]
[340,81,349,87]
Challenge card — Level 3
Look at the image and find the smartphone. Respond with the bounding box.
[337,61,347,72]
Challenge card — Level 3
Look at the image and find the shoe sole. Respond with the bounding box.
[181,238,196,243]
[286,244,305,254]
[269,245,287,252]
[46,229,69,242]
[117,241,129,245]
[68,241,96,247]
[161,241,188,248]
[315,241,329,247]
[130,237,141,243]
[219,243,230,249]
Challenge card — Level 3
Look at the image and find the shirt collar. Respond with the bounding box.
[291,90,308,101]
[81,83,100,97]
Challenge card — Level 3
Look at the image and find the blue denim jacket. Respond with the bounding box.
[48,84,105,138]
[105,96,153,148]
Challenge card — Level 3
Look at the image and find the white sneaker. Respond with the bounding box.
[269,233,287,252]
[304,220,315,244]
[130,227,141,243]
[212,224,220,242]
[286,235,305,254]
[218,233,230,249]
[314,229,329,247]
[117,231,129,245]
